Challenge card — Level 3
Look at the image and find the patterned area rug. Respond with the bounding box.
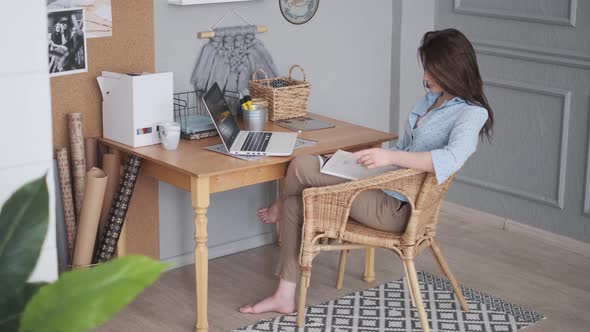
[234,271,544,331]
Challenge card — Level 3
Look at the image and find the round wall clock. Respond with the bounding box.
[279,0,320,25]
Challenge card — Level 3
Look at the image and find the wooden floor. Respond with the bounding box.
[95,206,590,332]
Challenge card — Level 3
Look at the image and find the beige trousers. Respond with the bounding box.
[274,155,410,283]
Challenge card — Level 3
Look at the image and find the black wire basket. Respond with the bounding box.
[173,90,240,140]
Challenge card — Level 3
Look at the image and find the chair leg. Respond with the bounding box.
[404,259,430,332]
[336,250,348,290]
[363,248,376,283]
[297,271,310,327]
[429,239,469,311]
[402,261,416,307]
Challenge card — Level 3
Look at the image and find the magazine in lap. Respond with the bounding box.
[320,150,399,180]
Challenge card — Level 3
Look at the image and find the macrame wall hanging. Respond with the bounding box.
[190,9,278,105]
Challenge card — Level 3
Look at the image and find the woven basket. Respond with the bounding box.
[248,64,311,121]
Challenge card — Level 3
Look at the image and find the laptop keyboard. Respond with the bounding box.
[241,132,272,152]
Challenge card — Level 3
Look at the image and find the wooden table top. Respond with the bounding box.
[99,113,396,178]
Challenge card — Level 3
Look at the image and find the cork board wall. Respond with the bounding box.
[51,0,155,149]
[50,0,159,259]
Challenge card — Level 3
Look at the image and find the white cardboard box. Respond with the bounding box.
[98,71,173,147]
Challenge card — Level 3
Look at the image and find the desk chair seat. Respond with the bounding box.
[296,169,469,332]
[343,219,403,247]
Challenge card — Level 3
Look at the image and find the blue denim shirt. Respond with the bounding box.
[385,92,489,202]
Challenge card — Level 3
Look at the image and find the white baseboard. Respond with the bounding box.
[161,231,277,270]
[442,201,590,258]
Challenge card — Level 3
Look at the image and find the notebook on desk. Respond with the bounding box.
[275,116,335,132]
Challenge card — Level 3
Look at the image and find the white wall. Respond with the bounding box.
[0,1,57,282]
[154,0,395,266]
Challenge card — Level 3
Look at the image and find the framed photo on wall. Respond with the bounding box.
[48,8,88,77]
[279,0,320,25]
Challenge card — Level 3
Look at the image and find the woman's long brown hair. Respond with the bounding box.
[418,28,494,140]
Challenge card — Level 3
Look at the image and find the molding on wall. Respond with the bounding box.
[456,175,562,209]
[161,231,277,270]
[442,201,590,258]
[473,40,590,70]
[454,0,577,27]
[457,79,571,209]
[585,128,590,216]
[474,39,590,64]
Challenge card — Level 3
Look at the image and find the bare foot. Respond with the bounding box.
[258,200,282,224]
[239,294,295,314]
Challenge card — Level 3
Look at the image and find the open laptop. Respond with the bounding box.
[202,82,298,156]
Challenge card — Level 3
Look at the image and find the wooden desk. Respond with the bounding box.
[100,113,395,332]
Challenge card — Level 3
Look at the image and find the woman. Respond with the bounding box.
[239,28,494,315]
[48,17,70,73]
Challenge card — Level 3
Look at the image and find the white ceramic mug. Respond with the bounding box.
[158,122,181,150]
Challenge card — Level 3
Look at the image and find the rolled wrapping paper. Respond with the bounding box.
[97,154,121,243]
[56,148,77,259]
[95,155,142,263]
[97,141,108,168]
[85,138,98,172]
[68,113,86,220]
[72,168,108,268]
[53,159,70,272]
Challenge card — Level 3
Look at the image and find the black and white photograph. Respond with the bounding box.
[48,8,87,77]
[47,0,112,38]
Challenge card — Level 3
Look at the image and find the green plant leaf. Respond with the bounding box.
[0,176,48,296]
[19,255,168,332]
[0,282,45,332]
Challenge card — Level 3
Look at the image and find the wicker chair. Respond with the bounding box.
[296,169,468,332]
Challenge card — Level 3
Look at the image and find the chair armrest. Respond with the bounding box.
[301,168,427,240]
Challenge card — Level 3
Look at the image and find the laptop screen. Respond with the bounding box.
[203,82,240,149]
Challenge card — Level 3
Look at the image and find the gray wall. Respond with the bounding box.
[389,1,402,135]
[392,0,435,136]
[435,0,590,242]
[153,0,395,265]
[389,0,402,136]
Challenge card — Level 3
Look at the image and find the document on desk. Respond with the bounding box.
[275,116,335,132]
[320,150,399,180]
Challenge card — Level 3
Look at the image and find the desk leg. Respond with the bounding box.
[191,176,210,332]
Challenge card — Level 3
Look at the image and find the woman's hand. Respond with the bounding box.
[352,148,395,169]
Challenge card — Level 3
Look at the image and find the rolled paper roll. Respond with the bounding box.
[53,159,70,272]
[95,155,142,263]
[68,113,86,220]
[56,148,77,260]
[97,154,121,243]
[85,138,98,172]
[97,141,109,168]
[72,168,108,268]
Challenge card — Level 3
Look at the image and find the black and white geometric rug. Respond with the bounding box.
[233,271,544,331]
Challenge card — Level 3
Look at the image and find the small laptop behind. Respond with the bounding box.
[202,82,298,156]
